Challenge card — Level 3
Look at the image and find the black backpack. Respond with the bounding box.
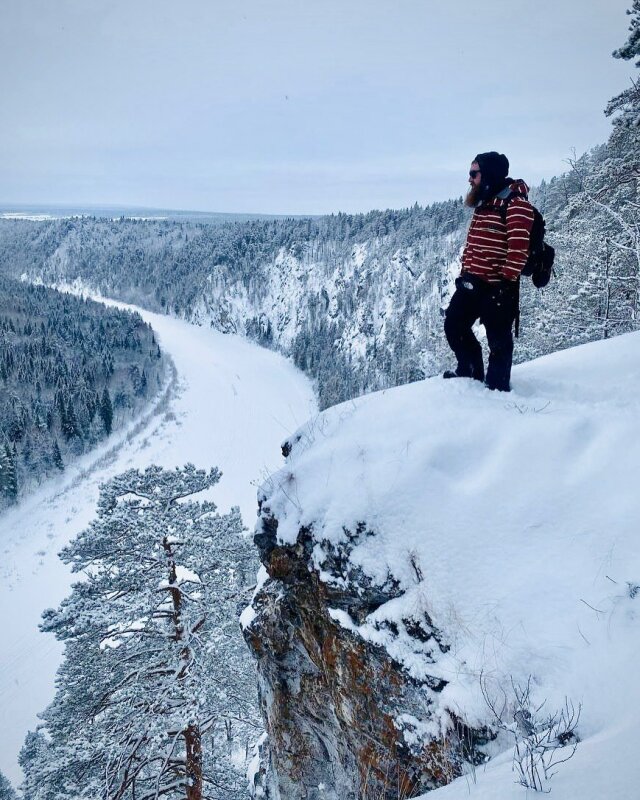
[498,199,555,288]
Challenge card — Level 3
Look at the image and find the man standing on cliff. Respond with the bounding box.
[443,151,534,392]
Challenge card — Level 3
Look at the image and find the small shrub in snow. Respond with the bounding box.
[480,674,581,793]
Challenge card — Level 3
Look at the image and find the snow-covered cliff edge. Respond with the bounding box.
[243,331,640,799]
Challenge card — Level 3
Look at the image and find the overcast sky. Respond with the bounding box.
[1,0,635,214]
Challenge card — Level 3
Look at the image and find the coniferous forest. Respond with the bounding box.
[0,4,638,799]
[0,121,637,412]
[0,277,166,506]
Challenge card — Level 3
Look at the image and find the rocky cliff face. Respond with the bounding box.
[242,445,491,800]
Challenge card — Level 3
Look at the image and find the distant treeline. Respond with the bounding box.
[0,277,165,506]
[0,141,636,411]
[0,202,470,408]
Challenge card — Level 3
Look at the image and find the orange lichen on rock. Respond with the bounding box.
[243,518,487,799]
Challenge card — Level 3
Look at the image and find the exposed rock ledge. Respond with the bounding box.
[242,335,640,799]
[242,446,491,800]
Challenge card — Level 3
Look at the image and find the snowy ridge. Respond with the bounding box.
[260,331,640,799]
[188,240,451,359]
[11,215,465,407]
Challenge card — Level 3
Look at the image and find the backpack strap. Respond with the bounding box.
[478,191,514,224]
[495,191,515,225]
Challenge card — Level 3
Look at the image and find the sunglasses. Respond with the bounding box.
[469,169,481,178]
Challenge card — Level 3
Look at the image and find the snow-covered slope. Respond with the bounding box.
[0,303,317,784]
[260,331,640,799]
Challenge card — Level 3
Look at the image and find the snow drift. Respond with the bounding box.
[246,331,640,799]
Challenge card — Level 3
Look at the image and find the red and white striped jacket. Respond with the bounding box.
[461,179,535,284]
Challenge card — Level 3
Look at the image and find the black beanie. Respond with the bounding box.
[474,151,510,198]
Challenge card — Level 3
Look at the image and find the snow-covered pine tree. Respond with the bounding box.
[602,0,640,322]
[100,387,113,435]
[523,3,640,351]
[22,464,260,800]
[606,0,640,172]
[18,731,57,800]
[567,3,640,331]
[0,770,16,800]
[0,444,18,503]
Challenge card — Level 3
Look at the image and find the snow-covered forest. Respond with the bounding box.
[0,125,637,411]
[0,2,638,799]
[0,277,166,506]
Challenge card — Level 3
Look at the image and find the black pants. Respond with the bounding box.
[444,274,518,392]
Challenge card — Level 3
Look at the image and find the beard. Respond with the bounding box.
[465,183,483,207]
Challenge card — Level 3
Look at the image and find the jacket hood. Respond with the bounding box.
[507,178,529,199]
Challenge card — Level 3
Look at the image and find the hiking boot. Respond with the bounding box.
[443,370,484,382]
[484,381,511,392]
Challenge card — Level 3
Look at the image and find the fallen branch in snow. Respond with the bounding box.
[580,598,606,615]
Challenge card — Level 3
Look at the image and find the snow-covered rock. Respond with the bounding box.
[243,331,640,799]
